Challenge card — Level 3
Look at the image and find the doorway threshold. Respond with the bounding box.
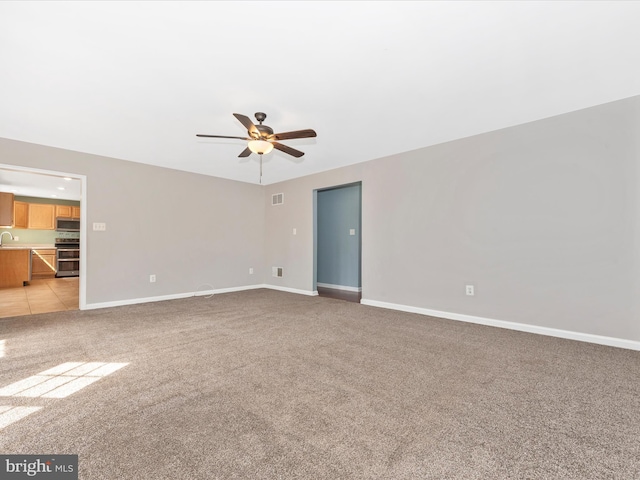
[317,286,361,303]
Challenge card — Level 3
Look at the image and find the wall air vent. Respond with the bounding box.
[272,267,283,277]
[272,193,284,206]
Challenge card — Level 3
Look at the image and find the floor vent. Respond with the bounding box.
[272,193,284,206]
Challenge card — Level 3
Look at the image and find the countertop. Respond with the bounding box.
[0,244,56,250]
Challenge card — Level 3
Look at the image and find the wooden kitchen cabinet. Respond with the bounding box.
[31,248,57,278]
[28,204,56,230]
[0,192,14,227]
[55,204,80,220]
[14,201,29,228]
[5,201,80,230]
[0,249,31,288]
[56,205,72,218]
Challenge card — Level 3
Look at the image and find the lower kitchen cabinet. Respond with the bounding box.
[0,249,31,288]
[32,249,57,278]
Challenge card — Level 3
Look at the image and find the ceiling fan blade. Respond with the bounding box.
[196,134,251,140]
[238,147,252,158]
[272,142,305,158]
[272,129,317,141]
[233,113,260,138]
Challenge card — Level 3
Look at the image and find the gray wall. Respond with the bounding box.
[0,138,265,305]
[316,183,361,288]
[265,95,640,342]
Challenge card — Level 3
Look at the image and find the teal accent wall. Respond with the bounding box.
[316,183,361,288]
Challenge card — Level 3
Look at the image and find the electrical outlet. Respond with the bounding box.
[465,285,475,296]
[249,267,254,274]
[13,236,19,241]
[149,274,156,283]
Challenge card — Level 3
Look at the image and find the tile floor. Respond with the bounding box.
[0,277,79,318]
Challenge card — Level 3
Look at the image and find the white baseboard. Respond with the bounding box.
[316,283,362,293]
[84,283,320,310]
[360,298,640,352]
[264,284,319,296]
[83,284,266,310]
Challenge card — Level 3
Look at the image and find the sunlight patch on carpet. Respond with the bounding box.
[0,406,42,429]
[0,362,129,398]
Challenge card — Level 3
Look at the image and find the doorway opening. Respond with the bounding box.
[313,182,362,303]
[0,164,87,318]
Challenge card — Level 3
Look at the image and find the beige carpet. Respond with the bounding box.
[1,289,639,479]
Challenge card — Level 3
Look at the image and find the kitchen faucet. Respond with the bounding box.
[0,231,14,246]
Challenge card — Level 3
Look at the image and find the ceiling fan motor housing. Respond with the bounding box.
[256,124,274,138]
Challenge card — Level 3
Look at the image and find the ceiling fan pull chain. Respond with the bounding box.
[260,155,263,184]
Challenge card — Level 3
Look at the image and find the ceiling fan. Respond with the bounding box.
[196,112,317,183]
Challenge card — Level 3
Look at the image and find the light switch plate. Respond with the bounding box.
[349,229,356,236]
[93,222,106,231]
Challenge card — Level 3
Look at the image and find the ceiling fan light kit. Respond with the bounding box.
[248,139,274,155]
[197,112,317,184]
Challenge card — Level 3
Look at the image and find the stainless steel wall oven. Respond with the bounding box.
[55,238,80,277]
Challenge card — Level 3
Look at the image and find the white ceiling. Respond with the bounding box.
[0,1,639,192]
[0,168,82,201]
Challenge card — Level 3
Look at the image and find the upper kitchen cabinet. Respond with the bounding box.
[28,203,55,230]
[0,192,14,227]
[55,204,80,220]
[3,197,80,230]
[56,204,72,218]
[14,201,28,228]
